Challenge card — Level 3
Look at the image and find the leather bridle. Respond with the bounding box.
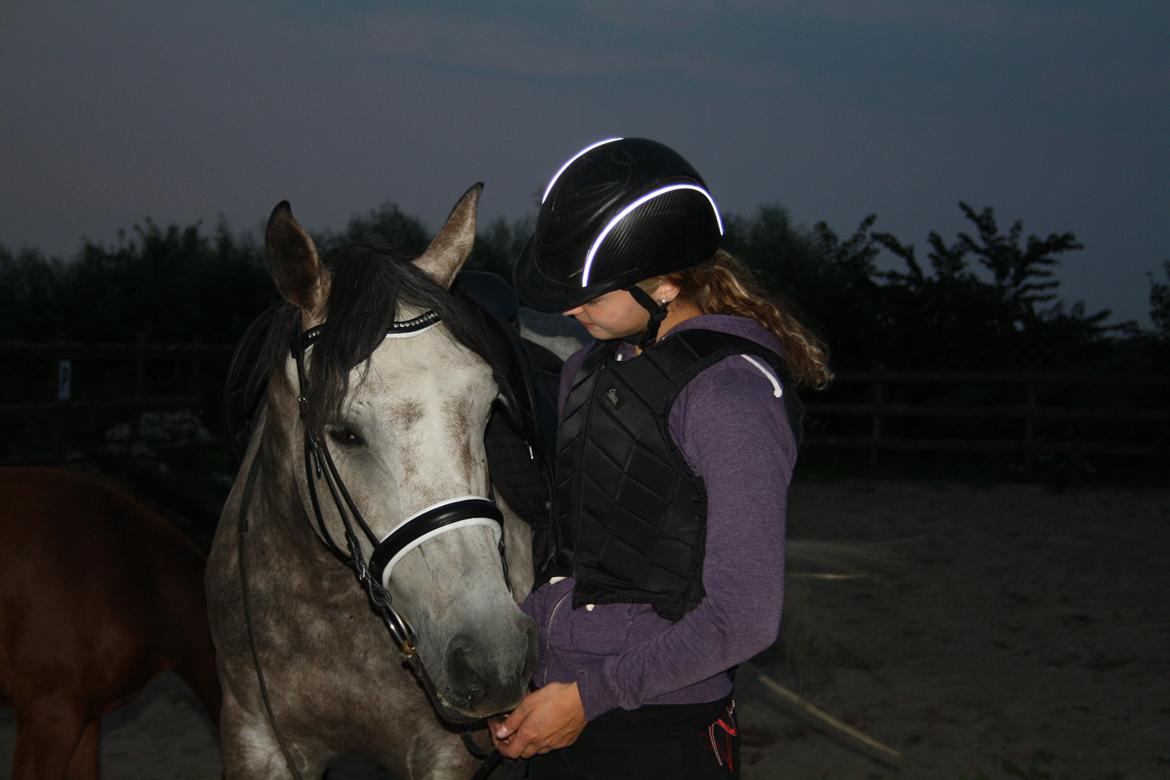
[235,308,510,779]
[290,309,506,667]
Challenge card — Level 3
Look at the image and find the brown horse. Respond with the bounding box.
[0,466,220,779]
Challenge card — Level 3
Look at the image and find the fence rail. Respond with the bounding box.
[802,369,1170,471]
[2,344,1168,471]
[0,342,234,359]
[0,340,231,461]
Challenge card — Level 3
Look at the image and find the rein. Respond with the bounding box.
[235,308,507,778]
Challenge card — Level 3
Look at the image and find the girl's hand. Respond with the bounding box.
[487,716,508,751]
[493,682,587,759]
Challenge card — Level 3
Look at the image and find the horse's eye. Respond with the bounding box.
[326,425,365,448]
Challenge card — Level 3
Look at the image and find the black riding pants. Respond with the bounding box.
[526,696,740,780]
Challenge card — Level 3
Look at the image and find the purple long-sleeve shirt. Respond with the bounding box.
[520,314,797,720]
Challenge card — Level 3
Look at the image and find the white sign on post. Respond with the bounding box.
[58,359,72,401]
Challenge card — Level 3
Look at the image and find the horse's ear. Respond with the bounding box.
[265,201,329,323]
[415,183,483,289]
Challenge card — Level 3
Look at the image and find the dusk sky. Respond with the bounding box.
[2,1,1166,325]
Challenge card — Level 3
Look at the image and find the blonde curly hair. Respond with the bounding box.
[641,249,832,389]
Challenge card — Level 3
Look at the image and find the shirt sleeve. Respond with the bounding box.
[576,356,797,718]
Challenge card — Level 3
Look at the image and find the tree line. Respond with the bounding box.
[1,200,1166,373]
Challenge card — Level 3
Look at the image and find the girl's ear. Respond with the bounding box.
[651,277,683,304]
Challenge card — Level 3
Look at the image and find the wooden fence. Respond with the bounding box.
[2,343,1168,473]
[0,340,234,460]
[803,369,1170,473]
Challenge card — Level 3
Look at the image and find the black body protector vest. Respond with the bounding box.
[550,329,804,622]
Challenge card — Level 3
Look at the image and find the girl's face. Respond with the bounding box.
[563,290,650,340]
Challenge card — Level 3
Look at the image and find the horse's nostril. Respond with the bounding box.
[445,623,535,714]
[448,641,487,707]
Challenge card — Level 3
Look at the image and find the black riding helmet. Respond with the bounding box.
[514,138,724,331]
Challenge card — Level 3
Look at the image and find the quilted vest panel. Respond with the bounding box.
[551,329,802,621]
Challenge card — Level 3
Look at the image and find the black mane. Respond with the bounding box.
[261,244,490,435]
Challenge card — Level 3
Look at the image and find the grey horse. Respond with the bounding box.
[205,185,538,778]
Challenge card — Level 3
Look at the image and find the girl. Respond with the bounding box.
[496,138,830,779]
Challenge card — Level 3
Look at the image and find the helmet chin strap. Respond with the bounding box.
[625,285,669,349]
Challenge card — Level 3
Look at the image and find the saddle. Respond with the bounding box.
[222,272,559,536]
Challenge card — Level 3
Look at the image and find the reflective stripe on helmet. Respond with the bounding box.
[581,183,724,287]
[541,137,624,205]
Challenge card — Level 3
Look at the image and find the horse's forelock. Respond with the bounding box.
[260,244,491,437]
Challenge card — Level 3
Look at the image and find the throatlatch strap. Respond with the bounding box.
[625,285,668,349]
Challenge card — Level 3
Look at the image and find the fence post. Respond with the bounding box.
[188,338,202,409]
[54,356,72,460]
[870,368,884,472]
[130,333,146,443]
[1023,377,1036,475]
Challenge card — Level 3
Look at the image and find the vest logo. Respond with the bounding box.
[605,386,621,408]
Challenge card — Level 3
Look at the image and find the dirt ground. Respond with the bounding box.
[2,479,1167,779]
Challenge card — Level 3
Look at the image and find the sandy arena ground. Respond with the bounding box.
[2,480,1167,779]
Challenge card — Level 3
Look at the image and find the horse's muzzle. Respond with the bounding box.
[438,613,538,720]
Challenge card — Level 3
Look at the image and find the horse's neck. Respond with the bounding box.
[246,406,343,573]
